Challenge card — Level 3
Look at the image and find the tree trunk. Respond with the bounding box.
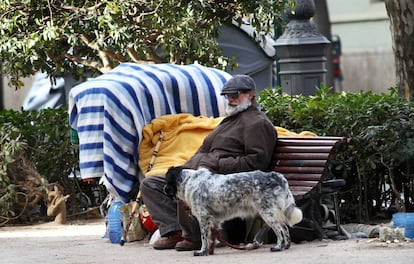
[0,73,3,110]
[384,0,414,100]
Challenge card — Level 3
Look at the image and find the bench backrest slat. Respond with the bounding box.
[277,167,325,174]
[272,136,348,201]
[288,180,321,187]
[277,146,335,153]
[275,153,331,160]
[275,159,327,167]
[283,173,325,181]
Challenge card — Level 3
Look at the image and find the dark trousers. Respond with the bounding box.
[140,175,201,241]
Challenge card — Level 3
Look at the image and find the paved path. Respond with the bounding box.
[1,219,414,264]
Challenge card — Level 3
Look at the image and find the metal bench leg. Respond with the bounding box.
[332,191,341,233]
[321,179,348,239]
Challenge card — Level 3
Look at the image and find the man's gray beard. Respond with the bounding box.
[225,95,251,116]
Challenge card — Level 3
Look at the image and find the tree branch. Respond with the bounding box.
[104,49,127,63]
[79,34,115,72]
[380,153,406,212]
[64,53,108,73]
[60,3,104,14]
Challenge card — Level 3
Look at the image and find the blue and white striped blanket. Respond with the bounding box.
[68,63,230,202]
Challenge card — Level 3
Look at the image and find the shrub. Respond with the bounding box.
[0,108,98,225]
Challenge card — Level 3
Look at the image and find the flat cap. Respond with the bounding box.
[221,75,256,95]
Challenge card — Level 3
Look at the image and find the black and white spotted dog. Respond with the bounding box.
[164,166,303,256]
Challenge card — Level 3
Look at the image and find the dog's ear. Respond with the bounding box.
[167,166,185,177]
[164,166,184,198]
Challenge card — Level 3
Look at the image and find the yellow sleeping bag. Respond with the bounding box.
[139,113,316,177]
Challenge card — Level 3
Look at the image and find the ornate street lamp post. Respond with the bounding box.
[275,0,330,95]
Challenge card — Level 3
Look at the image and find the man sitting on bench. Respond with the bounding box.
[140,75,277,251]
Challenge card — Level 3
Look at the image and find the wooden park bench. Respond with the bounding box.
[272,136,349,202]
[252,136,350,243]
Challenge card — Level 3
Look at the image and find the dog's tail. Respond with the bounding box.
[286,204,303,226]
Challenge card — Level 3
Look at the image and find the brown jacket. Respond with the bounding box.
[184,106,277,174]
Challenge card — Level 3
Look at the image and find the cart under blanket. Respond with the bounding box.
[68,63,230,202]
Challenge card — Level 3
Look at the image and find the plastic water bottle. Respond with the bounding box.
[107,201,124,244]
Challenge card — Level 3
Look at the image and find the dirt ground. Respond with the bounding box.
[1,218,414,264]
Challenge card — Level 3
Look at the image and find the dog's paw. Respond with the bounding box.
[246,241,261,250]
[284,242,291,250]
[194,249,209,256]
[270,245,284,252]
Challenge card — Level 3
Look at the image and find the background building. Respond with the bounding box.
[1,76,33,110]
[328,0,395,93]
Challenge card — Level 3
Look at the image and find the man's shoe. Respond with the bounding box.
[153,231,183,250]
[175,239,202,251]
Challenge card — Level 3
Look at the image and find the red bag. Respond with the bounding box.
[139,204,158,233]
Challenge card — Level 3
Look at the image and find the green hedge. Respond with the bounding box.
[0,108,78,184]
[258,86,414,223]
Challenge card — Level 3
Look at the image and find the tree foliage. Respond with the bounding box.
[0,0,290,88]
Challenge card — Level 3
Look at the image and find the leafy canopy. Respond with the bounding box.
[0,0,290,88]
